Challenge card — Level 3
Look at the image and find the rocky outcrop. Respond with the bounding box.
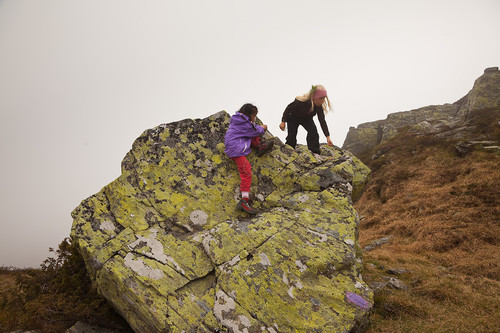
[71,111,372,332]
[342,67,500,157]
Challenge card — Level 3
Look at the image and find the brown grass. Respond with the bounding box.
[0,241,132,333]
[357,140,500,332]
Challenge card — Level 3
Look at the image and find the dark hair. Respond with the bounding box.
[238,103,258,118]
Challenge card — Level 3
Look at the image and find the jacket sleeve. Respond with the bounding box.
[232,117,265,137]
[282,99,298,122]
[316,109,330,137]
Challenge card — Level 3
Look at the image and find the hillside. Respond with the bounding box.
[354,110,500,332]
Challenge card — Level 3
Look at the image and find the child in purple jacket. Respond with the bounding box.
[224,103,273,215]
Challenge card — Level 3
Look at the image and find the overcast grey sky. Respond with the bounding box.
[1,0,499,268]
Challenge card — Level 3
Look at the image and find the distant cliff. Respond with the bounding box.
[342,67,500,158]
[71,112,372,333]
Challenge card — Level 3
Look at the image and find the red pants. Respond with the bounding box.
[231,137,261,192]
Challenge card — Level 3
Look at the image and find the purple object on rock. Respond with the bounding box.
[346,291,371,311]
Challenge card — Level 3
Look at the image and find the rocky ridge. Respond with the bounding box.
[71,111,372,332]
[346,67,500,332]
[342,67,500,158]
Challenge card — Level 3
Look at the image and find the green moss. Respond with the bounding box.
[71,112,373,332]
[216,225,371,331]
[212,154,222,164]
[166,274,222,332]
[298,173,322,191]
[204,210,298,265]
[159,127,171,141]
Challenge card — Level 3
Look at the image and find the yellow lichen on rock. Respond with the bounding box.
[71,111,373,332]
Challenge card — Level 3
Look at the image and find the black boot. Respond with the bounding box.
[237,198,258,215]
[256,140,274,157]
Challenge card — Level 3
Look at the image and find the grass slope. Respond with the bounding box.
[356,123,500,332]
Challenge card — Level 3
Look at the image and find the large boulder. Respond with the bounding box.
[71,111,372,332]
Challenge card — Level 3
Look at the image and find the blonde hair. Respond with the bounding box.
[296,84,332,113]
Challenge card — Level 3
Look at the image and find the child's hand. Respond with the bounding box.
[279,122,286,131]
[262,125,268,131]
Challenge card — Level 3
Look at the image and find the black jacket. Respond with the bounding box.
[281,99,330,137]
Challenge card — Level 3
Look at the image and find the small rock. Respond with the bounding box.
[387,277,408,291]
[437,266,451,271]
[364,235,393,252]
[66,321,132,333]
[455,141,473,157]
[369,281,388,292]
[386,268,409,275]
[484,66,499,74]
[483,146,500,153]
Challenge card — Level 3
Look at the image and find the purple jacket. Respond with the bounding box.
[224,111,265,158]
